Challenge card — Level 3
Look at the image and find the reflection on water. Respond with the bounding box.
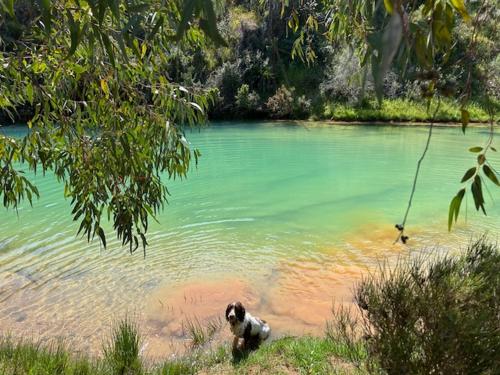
[0,123,498,359]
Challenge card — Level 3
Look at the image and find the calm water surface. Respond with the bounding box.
[0,122,498,358]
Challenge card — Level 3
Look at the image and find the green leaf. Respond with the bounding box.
[108,0,120,20]
[1,0,15,18]
[469,146,483,153]
[383,0,393,14]
[448,188,465,231]
[100,79,110,97]
[175,0,198,41]
[471,175,486,215]
[67,10,81,57]
[461,109,469,133]
[97,0,106,24]
[490,147,497,152]
[415,32,432,69]
[72,64,88,74]
[483,165,500,186]
[97,227,107,248]
[373,13,402,104]
[26,82,33,104]
[461,167,476,183]
[148,15,164,40]
[100,33,115,66]
[37,0,52,33]
[33,61,47,74]
[450,0,471,22]
[477,154,486,165]
[198,18,228,47]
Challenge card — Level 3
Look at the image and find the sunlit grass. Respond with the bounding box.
[0,336,103,374]
[323,98,497,122]
[103,317,142,374]
[183,316,224,348]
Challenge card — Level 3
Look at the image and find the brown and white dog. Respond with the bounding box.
[225,301,271,351]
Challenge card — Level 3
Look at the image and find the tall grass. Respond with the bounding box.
[183,316,223,348]
[0,336,102,374]
[103,318,142,374]
[326,305,368,368]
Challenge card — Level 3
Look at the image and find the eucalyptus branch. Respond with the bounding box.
[395,97,442,244]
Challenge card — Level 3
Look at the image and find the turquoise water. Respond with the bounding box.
[0,122,498,357]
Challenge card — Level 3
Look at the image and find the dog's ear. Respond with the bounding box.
[235,301,246,322]
[225,303,233,321]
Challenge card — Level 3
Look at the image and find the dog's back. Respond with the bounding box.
[248,314,271,340]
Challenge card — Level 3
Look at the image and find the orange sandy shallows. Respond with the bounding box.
[141,261,369,359]
[142,278,260,358]
[140,226,418,358]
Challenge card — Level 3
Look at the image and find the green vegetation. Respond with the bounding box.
[0,337,106,375]
[0,2,498,373]
[0,0,221,254]
[0,0,498,247]
[183,316,224,349]
[1,240,497,374]
[322,99,495,123]
[354,238,500,374]
[103,318,142,374]
[0,333,369,374]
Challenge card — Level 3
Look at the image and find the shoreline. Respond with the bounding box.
[207,118,494,128]
[2,118,494,130]
[278,119,492,127]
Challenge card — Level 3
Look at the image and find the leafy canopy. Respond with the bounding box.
[0,0,223,253]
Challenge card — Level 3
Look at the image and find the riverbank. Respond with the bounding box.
[0,333,369,374]
[318,98,498,123]
[1,239,497,374]
[2,98,498,127]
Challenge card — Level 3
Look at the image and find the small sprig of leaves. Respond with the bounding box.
[448,145,499,230]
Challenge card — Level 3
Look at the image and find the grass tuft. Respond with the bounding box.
[183,316,223,348]
[0,336,101,374]
[103,317,142,374]
[158,359,196,375]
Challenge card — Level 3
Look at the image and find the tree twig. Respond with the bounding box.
[395,97,442,244]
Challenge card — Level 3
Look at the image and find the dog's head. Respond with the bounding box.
[225,301,246,326]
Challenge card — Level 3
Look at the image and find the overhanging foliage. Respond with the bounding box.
[0,0,221,253]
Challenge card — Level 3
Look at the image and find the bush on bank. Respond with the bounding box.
[352,238,500,374]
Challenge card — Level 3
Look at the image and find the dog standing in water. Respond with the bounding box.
[225,301,271,352]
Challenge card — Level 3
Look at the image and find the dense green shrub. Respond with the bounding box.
[294,94,312,119]
[238,51,275,96]
[266,85,311,119]
[355,239,500,374]
[319,47,406,104]
[207,61,243,108]
[486,54,500,99]
[266,85,295,119]
[235,84,261,115]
